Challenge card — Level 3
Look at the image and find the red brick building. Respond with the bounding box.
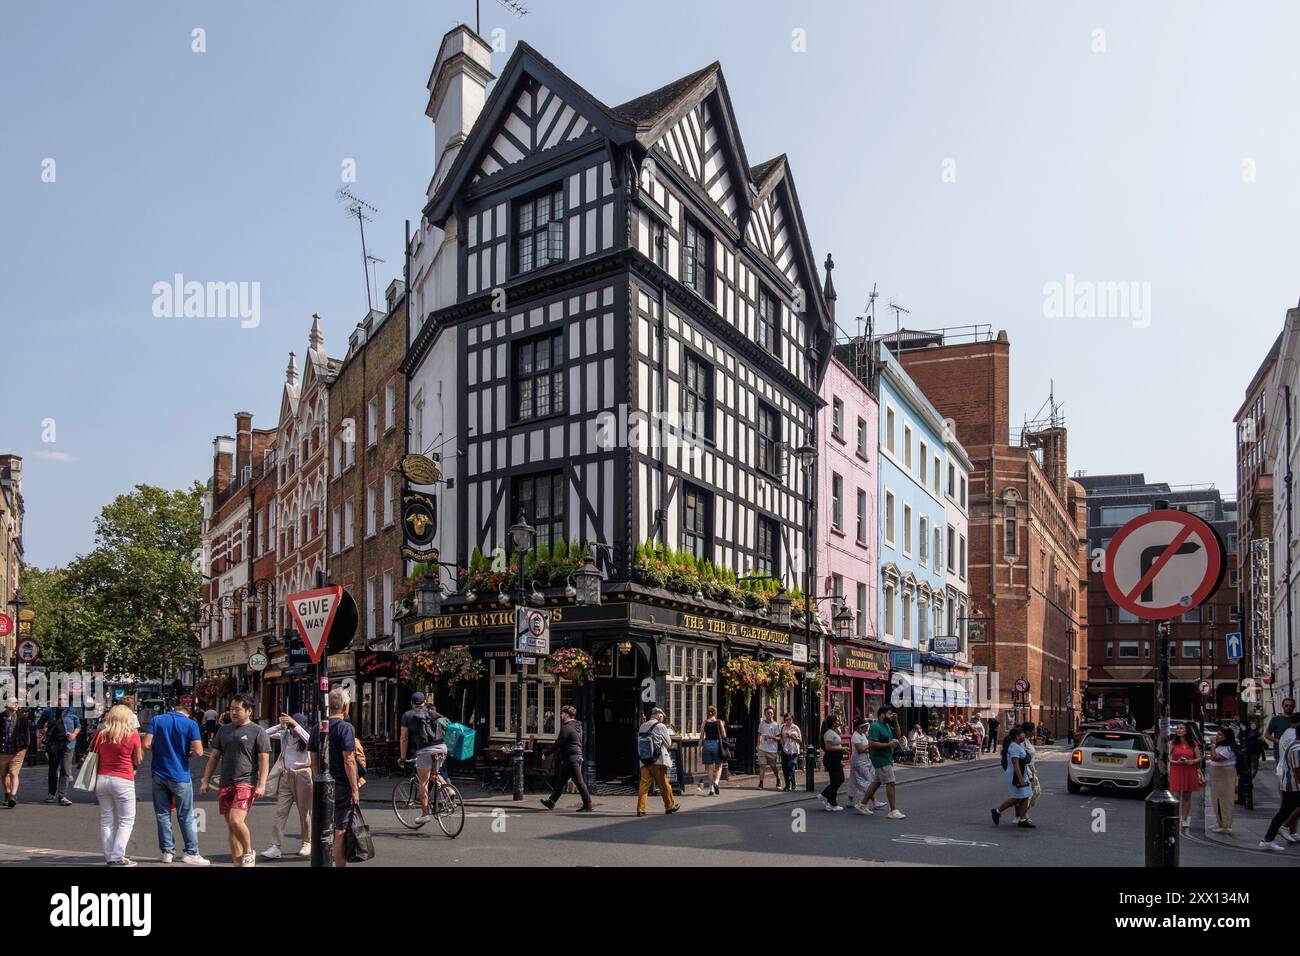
[327,282,408,737]
[888,329,1089,737]
[199,412,277,710]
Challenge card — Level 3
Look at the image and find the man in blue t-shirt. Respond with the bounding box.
[143,700,209,865]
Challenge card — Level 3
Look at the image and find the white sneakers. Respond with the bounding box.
[887,809,907,820]
[1279,827,1300,844]
[297,844,312,857]
[415,813,435,824]
[160,852,174,864]
[261,846,282,860]
[182,853,211,866]
[817,794,831,811]
[241,851,256,867]
[872,800,889,810]
[853,803,872,815]
[1259,840,1287,851]
[828,804,844,812]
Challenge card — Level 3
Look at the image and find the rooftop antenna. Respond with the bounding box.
[887,296,910,336]
[337,187,379,312]
[478,0,528,33]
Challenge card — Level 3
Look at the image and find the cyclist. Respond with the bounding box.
[398,692,448,824]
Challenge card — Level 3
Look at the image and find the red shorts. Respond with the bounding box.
[218,783,256,816]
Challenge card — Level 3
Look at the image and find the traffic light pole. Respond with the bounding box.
[1145,620,1179,867]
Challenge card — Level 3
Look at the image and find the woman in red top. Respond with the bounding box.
[1168,723,1202,830]
[92,704,143,866]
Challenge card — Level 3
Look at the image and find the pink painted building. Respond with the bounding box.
[817,354,889,728]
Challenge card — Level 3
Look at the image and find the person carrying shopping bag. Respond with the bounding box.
[84,704,143,866]
[262,713,313,859]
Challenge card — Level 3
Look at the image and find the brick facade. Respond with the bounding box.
[893,332,1088,736]
[327,287,408,659]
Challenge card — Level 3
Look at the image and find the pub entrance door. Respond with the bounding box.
[593,655,641,782]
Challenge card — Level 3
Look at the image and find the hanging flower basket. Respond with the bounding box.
[543,647,596,683]
[766,659,797,693]
[399,648,484,690]
[195,674,235,701]
[721,655,771,712]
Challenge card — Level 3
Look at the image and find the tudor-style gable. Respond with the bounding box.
[648,97,742,227]
[473,75,601,182]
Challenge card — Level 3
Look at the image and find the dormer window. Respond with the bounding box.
[514,185,565,274]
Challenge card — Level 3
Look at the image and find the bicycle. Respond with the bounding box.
[392,759,465,838]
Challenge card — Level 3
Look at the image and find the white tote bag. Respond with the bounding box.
[73,750,99,792]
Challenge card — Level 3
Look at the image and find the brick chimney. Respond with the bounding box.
[426,25,494,196]
[212,436,234,498]
[235,411,253,483]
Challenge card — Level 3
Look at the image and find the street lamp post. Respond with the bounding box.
[509,511,536,802]
[1146,619,1179,866]
[6,590,26,669]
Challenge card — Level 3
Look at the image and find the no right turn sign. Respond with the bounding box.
[1102,510,1225,621]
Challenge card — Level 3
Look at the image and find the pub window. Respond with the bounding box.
[756,401,780,476]
[682,216,712,300]
[666,642,716,735]
[515,329,566,421]
[512,470,566,553]
[682,350,714,441]
[682,483,711,560]
[755,516,779,578]
[489,658,572,739]
[759,288,781,355]
[514,184,565,274]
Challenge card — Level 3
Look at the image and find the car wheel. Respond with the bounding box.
[1066,777,1081,794]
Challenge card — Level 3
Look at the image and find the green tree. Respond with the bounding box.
[61,483,204,680]
[17,565,104,671]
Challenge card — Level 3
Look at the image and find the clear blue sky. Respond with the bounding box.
[4,0,1297,569]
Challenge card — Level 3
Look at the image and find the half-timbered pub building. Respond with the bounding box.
[401,27,834,786]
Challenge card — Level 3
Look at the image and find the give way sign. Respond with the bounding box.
[286,586,343,663]
[1102,510,1225,621]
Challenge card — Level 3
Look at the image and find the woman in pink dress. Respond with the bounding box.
[1169,723,1202,830]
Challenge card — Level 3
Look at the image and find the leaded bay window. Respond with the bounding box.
[514,185,565,274]
[513,470,565,552]
[515,330,566,421]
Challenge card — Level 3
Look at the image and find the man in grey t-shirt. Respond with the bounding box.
[200,696,270,867]
[756,706,782,790]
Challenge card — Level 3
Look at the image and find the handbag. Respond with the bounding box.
[343,804,375,863]
[73,739,99,792]
[266,756,284,797]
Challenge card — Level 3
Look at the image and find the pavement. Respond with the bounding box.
[1195,756,1296,856]
[4,746,1299,866]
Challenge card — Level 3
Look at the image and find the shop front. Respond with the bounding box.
[396,585,804,789]
[825,640,891,732]
[354,650,399,739]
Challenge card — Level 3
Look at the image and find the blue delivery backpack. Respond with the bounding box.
[444,722,476,761]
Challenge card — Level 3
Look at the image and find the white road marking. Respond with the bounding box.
[891,834,999,848]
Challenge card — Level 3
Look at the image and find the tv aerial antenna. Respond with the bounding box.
[475,0,528,33]
[337,187,380,312]
[887,296,910,336]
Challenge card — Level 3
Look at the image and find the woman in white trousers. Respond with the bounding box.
[90,704,143,866]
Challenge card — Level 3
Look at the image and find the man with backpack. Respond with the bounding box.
[636,708,679,817]
[541,705,593,812]
[398,691,448,825]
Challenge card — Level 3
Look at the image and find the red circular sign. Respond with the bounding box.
[1103,510,1224,621]
[0,613,12,638]
[16,638,41,664]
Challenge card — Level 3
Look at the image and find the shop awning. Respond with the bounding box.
[890,672,971,708]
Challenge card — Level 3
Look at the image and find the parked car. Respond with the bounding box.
[1068,730,1157,797]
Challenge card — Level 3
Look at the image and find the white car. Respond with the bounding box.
[1068,730,1156,797]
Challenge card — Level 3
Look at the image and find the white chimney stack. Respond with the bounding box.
[426,26,494,196]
